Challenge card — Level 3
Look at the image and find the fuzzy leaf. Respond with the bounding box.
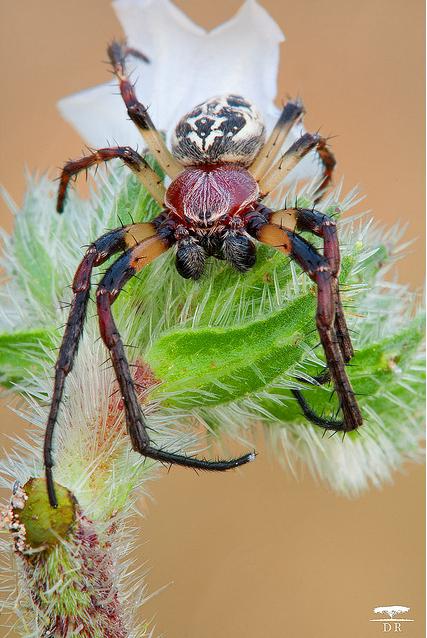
[0,328,55,387]
[257,314,425,428]
[146,293,317,407]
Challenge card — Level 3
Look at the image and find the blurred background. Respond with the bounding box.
[0,1,425,637]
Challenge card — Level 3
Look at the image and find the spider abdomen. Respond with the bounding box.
[171,94,266,166]
[165,164,259,227]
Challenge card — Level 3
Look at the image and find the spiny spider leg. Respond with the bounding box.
[57,146,165,212]
[121,44,150,64]
[108,41,182,179]
[96,239,255,472]
[44,221,158,507]
[254,204,353,363]
[246,214,362,431]
[292,366,338,429]
[257,134,336,203]
[291,389,342,429]
[250,99,304,180]
[312,139,336,203]
[268,206,353,362]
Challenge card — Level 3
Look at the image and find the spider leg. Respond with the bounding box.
[108,41,182,179]
[44,221,159,507]
[268,206,353,362]
[256,133,336,203]
[57,146,165,212]
[312,138,336,203]
[250,99,304,180]
[96,240,255,474]
[250,204,352,363]
[245,216,362,431]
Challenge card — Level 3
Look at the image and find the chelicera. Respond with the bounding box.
[44,41,362,507]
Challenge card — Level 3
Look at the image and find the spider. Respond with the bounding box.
[44,41,362,507]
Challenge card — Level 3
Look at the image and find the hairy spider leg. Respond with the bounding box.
[262,205,355,422]
[267,206,353,362]
[250,99,304,180]
[252,204,351,364]
[44,221,158,507]
[96,238,255,472]
[57,146,166,212]
[108,41,182,179]
[246,216,362,431]
[312,138,336,203]
[257,133,336,202]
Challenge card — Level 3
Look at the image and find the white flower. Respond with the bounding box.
[1,2,424,633]
[58,0,318,182]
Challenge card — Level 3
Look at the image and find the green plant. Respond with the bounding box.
[0,165,424,636]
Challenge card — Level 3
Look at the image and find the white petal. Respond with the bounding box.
[58,82,141,149]
[113,0,205,131]
[113,0,284,131]
[58,0,318,181]
[59,1,284,140]
[283,123,322,183]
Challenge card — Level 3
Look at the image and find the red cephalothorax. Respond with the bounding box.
[165,164,259,227]
[45,41,362,509]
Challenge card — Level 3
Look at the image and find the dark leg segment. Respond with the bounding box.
[57,146,165,212]
[107,41,182,178]
[96,244,255,472]
[121,44,150,64]
[306,261,361,430]
[289,233,361,430]
[312,138,336,203]
[269,206,353,362]
[246,214,362,431]
[44,222,158,507]
[296,209,354,363]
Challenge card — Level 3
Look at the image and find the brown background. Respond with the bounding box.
[0,2,425,637]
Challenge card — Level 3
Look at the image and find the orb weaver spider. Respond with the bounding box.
[44,41,362,507]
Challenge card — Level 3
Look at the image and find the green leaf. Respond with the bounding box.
[12,210,65,312]
[146,293,317,407]
[257,314,425,430]
[0,328,55,387]
[193,243,292,326]
[114,173,162,227]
